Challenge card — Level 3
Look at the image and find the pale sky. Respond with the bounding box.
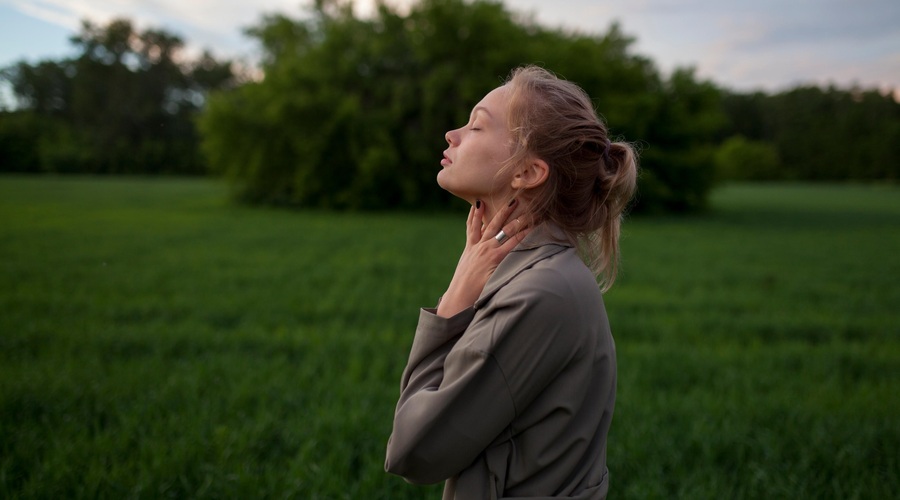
[1,0,898,96]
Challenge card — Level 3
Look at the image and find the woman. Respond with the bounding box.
[385,66,638,499]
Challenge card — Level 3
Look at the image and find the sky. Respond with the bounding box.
[1,0,898,96]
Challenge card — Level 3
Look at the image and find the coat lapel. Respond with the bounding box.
[474,223,574,309]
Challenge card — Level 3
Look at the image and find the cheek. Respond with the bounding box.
[487,141,513,171]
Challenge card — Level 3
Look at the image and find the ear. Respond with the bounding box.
[510,157,550,190]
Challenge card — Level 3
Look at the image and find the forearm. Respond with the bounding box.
[435,281,480,318]
[399,307,473,394]
[387,346,515,484]
[387,307,515,484]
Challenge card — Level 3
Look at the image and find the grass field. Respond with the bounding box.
[1,176,898,499]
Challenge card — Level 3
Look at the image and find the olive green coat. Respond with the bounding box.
[385,223,616,499]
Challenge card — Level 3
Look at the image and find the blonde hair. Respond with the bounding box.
[503,65,638,291]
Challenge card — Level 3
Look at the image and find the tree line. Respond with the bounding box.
[0,18,235,175]
[718,87,899,181]
[1,0,897,212]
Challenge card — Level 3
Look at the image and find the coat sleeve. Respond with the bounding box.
[385,273,579,485]
[384,305,516,484]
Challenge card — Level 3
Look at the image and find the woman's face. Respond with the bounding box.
[437,85,515,204]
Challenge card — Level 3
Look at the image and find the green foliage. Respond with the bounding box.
[722,87,900,181]
[200,0,723,212]
[715,135,781,181]
[1,176,898,498]
[0,18,235,175]
[634,68,726,212]
[0,112,48,172]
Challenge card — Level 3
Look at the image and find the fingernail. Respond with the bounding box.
[476,199,482,209]
[508,198,516,207]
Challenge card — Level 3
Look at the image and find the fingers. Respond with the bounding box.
[495,216,526,245]
[470,198,529,249]
[466,199,487,244]
[483,198,517,235]
[488,198,530,246]
[499,224,531,251]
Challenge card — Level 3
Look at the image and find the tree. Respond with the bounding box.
[2,60,72,115]
[722,86,900,181]
[200,0,723,212]
[714,135,781,181]
[634,68,727,211]
[0,17,236,174]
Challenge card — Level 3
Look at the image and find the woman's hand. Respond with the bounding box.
[436,199,530,318]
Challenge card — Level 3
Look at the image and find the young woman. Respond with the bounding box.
[385,66,638,499]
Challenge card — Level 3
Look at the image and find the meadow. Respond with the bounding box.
[1,176,897,499]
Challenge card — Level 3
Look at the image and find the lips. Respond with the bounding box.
[441,151,452,166]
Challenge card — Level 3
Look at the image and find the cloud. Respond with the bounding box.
[552,0,900,90]
[6,0,302,61]
[4,0,424,61]
[3,0,897,92]
[10,0,89,29]
[721,0,900,50]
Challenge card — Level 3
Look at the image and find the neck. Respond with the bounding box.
[481,196,532,230]
[480,198,509,227]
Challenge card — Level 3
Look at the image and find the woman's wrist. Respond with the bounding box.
[436,283,477,318]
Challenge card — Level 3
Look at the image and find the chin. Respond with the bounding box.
[437,173,481,204]
[437,182,470,203]
[436,172,451,192]
[436,172,456,194]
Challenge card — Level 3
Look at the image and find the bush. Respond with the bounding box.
[200,0,724,212]
[715,135,781,181]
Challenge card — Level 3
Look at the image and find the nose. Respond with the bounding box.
[445,129,457,146]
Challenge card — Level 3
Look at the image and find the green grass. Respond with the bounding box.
[1,176,898,499]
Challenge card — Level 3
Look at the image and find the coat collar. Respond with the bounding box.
[474,222,574,309]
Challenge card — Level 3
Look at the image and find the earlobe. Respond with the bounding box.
[511,157,550,190]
